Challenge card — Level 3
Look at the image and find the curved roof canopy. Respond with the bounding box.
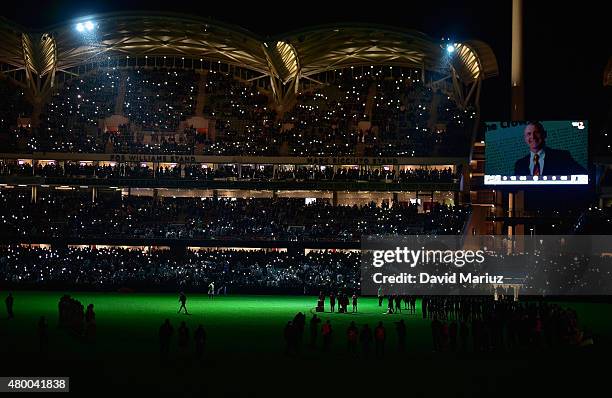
[0,13,498,84]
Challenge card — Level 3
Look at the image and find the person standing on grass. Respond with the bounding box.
[85,304,95,323]
[293,312,306,351]
[85,305,96,343]
[431,316,442,352]
[347,321,359,356]
[341,293,349,313]
[360,324,372,358]
[378,286,383,307]
[329,291,336,313]
[208,282,215,299]
[76,303,85,337]
[5,292,14,319]
[284,321,296,356]
[321,320,332,352]
[460,319,469,351]
[395,319,407,353]
[449,320,458,352]
[159,319,174,361]
[178,321,190,354]
[310,314,321,348]
[178,292,189,314]
[375,321,386,357]
[194,324,207,362]
[38,316,48,355]
[352,294,358,313]
[387,295,394,314]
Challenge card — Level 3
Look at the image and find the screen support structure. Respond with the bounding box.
[509,0,525,237]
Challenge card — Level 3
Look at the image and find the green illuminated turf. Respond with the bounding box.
[1,291,611,360]
[0,292,435,358]
[1,291,611,395]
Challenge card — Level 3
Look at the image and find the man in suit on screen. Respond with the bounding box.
[513,122,587,176]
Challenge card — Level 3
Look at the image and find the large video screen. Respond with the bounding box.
[484,120,588,185]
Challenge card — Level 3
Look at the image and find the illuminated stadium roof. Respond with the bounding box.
[0,13,498,81]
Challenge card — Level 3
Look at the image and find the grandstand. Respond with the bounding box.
[0,13,498,255]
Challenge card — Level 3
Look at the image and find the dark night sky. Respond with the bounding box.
[1,1,609,125]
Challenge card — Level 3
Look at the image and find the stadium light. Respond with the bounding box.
[76,20,95,33]
[446,44,456,53]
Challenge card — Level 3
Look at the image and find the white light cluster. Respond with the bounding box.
[76,21,96,32]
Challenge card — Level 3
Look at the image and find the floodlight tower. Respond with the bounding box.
[509,0,525,238]
[511,0,524,120]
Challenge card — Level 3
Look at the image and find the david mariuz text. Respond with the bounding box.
[372,272,504,284]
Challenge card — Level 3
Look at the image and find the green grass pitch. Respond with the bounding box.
[1,291,611,395]
[2,291,611,356]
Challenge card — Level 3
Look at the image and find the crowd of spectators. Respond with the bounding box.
[201,71,277,155]
[300,296,594,356]
[423,296,592,352]
[0,66,475,157]
[0,246,359,293]
[58,294,96,341]
[124,69,198,131]
[0,161,456,184]
[37,69,121,153]
[278,72,370,156]
[0,190,469,240]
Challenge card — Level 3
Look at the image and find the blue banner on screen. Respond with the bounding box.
[484,120,588,185]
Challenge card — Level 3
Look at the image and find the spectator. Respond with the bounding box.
[375,321,386,357]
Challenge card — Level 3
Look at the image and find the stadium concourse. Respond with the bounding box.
[0,12,610,396]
